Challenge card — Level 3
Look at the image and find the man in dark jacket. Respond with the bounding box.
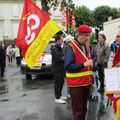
[0,42,6,77]
[51,34,66,104]
[96,34,110,92]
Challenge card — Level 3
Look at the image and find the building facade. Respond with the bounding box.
[103,18,120,44]
[0,0,24,43]
[0,0,62,45]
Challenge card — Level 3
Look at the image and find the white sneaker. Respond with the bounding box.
[55,99,66,104]
[60,96,67,100]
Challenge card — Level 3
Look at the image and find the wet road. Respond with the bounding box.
[0,62,115,120]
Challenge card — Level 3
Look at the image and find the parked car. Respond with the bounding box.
[20,41,54,79]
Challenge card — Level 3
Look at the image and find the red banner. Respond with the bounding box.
[67,8,70,28]
[72,10,76,28]
[61,4,66,26]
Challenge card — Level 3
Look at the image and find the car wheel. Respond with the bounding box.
[26,74,32,80]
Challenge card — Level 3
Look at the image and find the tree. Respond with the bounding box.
[61,0,75,9]
[40,0,49,13]
[40,0,75,13]
[75,6,95,27]
[41,0,61,13]
[111,8,120,19]
[90,32,97,45]
[93,6,120,30]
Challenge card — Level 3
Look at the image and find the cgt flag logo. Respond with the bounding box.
[16,0,61,68]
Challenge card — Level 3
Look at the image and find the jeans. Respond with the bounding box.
[54,72,64,99]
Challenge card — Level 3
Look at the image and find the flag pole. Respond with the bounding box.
[66,7,69,33]
[61,30,88,60]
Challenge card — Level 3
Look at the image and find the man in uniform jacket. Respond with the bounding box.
[65,24,93,120]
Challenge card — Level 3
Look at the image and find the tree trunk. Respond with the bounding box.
[41,0,49,13]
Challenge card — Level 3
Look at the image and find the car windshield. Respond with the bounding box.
[44,41,55,53]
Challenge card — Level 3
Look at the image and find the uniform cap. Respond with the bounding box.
[77,24,92,33]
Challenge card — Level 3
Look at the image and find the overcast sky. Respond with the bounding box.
[73,0,120,10]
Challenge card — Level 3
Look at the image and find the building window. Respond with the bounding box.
[0,24,3,41]
[13,23,19,39]
[12,4,18,17]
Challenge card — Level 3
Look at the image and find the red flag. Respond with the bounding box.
[16,0,61,68]
[72,10,76,29]
[61,4,67,26]
[66,8,70,28]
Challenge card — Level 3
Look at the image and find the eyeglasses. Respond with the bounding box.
[116,35,120,38]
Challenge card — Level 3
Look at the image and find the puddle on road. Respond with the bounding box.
[0,93,28,102]
[0,79,28,102]
[22,77,54,90]
[21,93,27,97]
[0,98,9,102]
[0,85,9,95]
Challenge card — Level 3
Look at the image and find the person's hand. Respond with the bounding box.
[90,84,95,92]
[115,62,120,67]
[84,59,93,67]
[66,35,73,43]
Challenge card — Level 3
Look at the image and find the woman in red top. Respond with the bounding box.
[108,31,120,113]
[113,32,120,67]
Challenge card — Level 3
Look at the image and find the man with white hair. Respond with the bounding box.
[65,24,93,120]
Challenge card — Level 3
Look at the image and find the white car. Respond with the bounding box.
[20,41,54,80]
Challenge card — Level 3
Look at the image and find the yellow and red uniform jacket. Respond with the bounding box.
[66,41,93,87]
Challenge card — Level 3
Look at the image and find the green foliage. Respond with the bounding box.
[90,32,97,45]
[111,8,120,18]
[93,6,120,30]
[75,6,95,27]
[74,5,120,31]
[41,0,75,12]
[40,1,120,34]
[41,0,49,12]
[61,0,75,9]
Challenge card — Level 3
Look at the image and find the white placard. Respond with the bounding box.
[104,67,120,94]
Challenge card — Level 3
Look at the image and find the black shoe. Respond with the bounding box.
[98,88,104,92]
[89,96,98,101]
[1,74,4,77]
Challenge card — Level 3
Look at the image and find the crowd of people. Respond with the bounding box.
[0,24,120,120]
[51,24,120,120]
[0,43,21,77]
